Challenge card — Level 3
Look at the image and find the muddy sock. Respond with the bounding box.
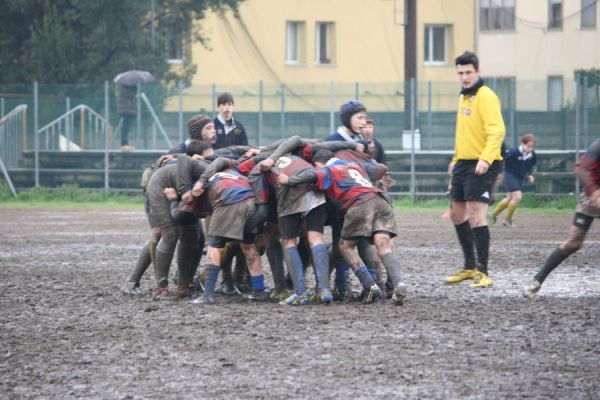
[534,247,578,284]
[381,253,401,287]
[455,221,477,269]
[506,203,518,220]
[203,264,220,297]
[472,226,490,274]
[284,247,305,294]
[128,241,152,284]
[155,248,175,287]
[267,239,286,291]
[334,262,349,293]
[251,275,265,293]
[354,266,376,289]
[492,199,509,218]
[311,244,330,290]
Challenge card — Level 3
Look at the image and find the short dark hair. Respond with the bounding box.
[217,92,234,106]
[186,139,212,156]
[455,51,479,70]
[313,148,334,165]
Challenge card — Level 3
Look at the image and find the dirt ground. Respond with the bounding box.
[0,207,598,399]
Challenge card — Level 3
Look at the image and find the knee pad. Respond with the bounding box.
[572,212,594,231]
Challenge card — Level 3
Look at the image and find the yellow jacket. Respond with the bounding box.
[452,85,505,165]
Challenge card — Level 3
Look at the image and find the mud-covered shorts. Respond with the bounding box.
[576,192,600,218]
[207,198,257,247]
[450,160,502,204]
[341,195,397,241]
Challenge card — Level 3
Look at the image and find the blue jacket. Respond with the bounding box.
[214,118,248,149]
[503,146,536,181]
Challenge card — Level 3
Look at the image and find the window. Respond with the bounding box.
[286,21,305,64]
[316,22,335,64]
[424,25,448,64]
[582,0,596,28]
[548,76,563,111]
[548,0,563,29]
[480,0,515,31]
[167,30,188,64]
[487,77,514,107]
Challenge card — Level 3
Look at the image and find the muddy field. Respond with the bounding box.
[0,207,599,399]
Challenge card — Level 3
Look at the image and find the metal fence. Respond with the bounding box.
[0,78,598,195]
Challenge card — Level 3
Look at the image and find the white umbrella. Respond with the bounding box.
[113,70,155,86]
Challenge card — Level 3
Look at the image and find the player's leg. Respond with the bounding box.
[524,213,593,298]
[305,204,332,304]
[340,202,382,303]
[152,224,180,299]
[447,199,479,283]
[194,241,224,304]
[504,190,522,226]
[175,223,200,298]
[491,195,509,224]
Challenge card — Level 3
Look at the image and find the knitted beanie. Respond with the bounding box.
[340,100,366,131]
[187,115,212,139]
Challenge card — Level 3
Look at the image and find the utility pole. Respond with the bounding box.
[403,0,417,130]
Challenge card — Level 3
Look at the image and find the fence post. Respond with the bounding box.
[104,82,110,193]
[258,80,263,146]
[280,83,286,139]
[178,81,184,144]
[1,97,5,117]
[575,75,581,197]
[410,78,416,203]
[355,82,360,100]
[329,81,335,134]
[510,78,516,147]
[65,97,71,150]
[427,80,432,150]
[137,83,143,149]
[34,81,39,188]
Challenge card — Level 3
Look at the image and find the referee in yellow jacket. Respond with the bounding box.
[446,51,505,288]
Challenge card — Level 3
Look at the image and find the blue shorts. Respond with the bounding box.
[504,173,523,192]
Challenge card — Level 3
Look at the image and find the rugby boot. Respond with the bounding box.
[245,290,269,302]
[220,281,241,295]
[176,286,194,299]
[503,219,515,228]
[332,287,350,302]
[269,288,290,302]
[319,288,333,305]
[363,284,383,304]
[121,280,143,296]
[192,294,215,305]
[469,272,493,288]
[294,290,312,305]
[279,293,300,305]
[488,214,497,226]
[151,286,171,301]
[445,268,478,284]
[391,282,408,306]
[522,279,542,299]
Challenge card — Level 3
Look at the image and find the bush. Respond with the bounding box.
[0,184,143,204]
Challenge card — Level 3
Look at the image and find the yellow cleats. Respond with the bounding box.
[469,272,493,288]
[446,268,479,284]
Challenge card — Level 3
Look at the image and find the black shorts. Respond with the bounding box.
[278,204,326,239]
[450,160,502,204]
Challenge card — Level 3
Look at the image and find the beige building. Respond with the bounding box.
[168,0,476,111]
[477,0,600,110]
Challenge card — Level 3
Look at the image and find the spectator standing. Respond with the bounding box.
[214,92,248,149]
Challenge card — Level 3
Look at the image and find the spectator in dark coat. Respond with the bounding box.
[213,92,248,149]
[117,84,137,151]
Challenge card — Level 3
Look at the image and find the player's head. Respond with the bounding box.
[186,139,214,158]
[312,148,334,166]
[340,100,367,135]
[187,114,212,140]
[217,92,235,120]
[455,51,480,89]
[362,116,375,140]
[521,133,536,152]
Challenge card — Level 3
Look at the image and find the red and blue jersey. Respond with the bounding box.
[314,159,380,212]
[576,138,600,196]
[205,167,255,208]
